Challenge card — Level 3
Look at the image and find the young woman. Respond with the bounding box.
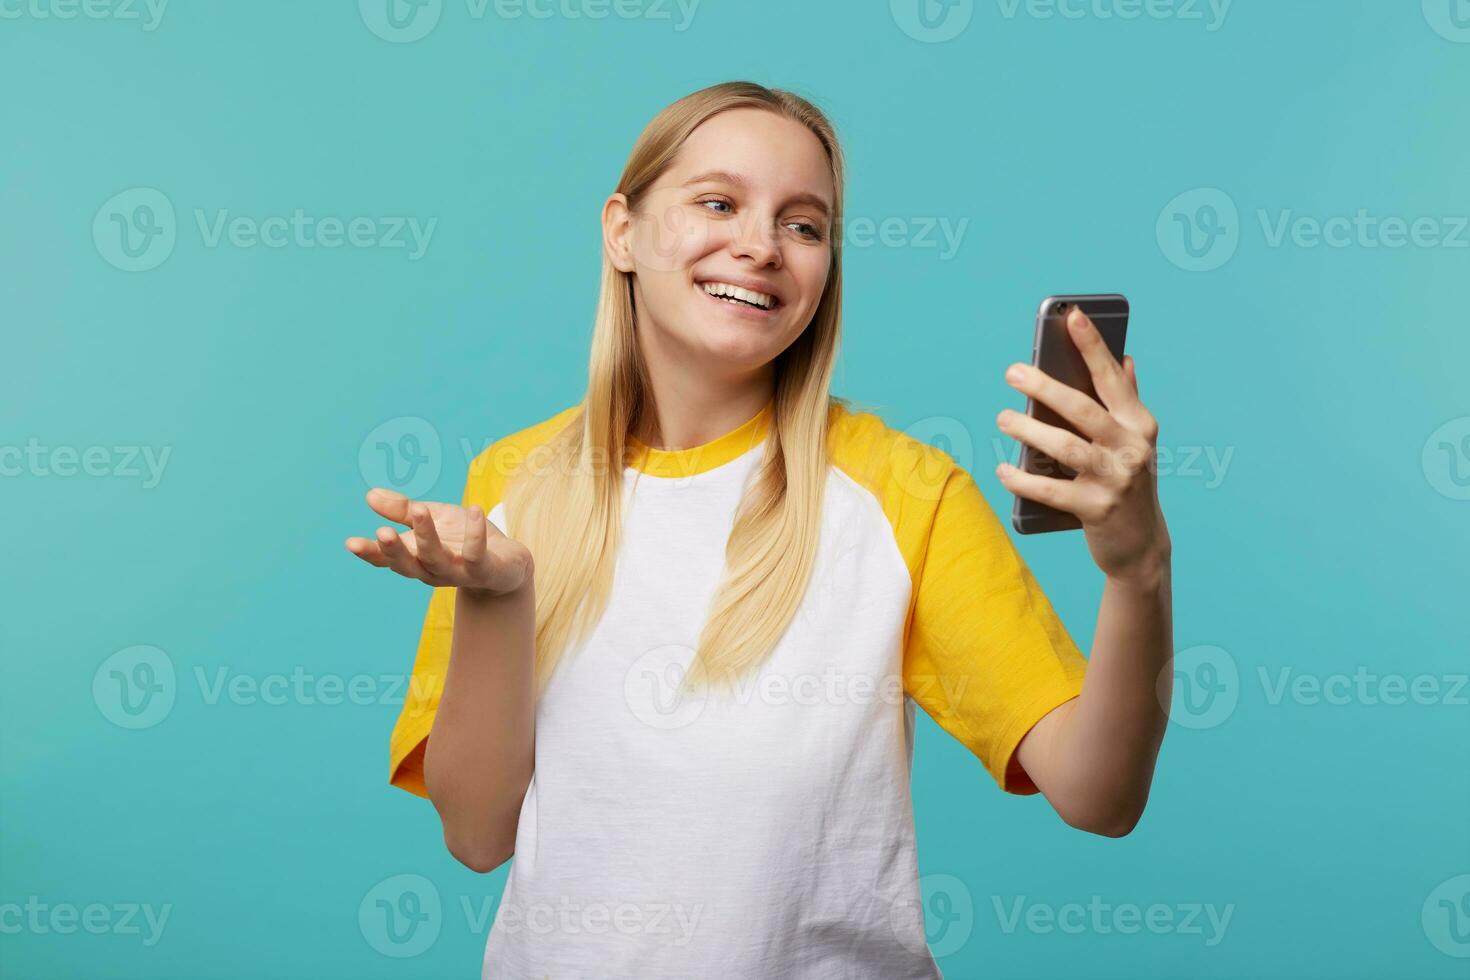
[346,81,1173,979]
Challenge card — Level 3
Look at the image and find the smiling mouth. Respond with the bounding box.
[697,280,781,312]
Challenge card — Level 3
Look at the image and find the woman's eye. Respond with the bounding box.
[788,221,823,241]
[699,199,732,214]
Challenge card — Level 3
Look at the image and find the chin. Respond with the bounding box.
[702,334,781,368]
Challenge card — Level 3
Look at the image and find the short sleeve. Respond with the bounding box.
[900,454,1088,795]
[387,446,510,798]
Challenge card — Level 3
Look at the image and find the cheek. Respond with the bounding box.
[792,252,831,311]
[628,206,715,275]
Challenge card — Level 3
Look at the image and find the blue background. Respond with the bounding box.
[3,1,1468,977]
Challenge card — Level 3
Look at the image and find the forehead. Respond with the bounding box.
[660,108,834,203]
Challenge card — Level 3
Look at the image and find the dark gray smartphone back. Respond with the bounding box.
[1011,294,1130,534]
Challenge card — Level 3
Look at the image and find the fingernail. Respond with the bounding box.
[1068,308,1087,329]
[1006,365,1025,383]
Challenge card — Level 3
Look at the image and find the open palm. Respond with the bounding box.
[345,488,533,596]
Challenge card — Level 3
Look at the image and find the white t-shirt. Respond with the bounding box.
[388,397,1088,979]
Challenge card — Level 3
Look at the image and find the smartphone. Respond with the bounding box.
[1011,293,1130,535]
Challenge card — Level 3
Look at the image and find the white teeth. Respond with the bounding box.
[702,281,775,310]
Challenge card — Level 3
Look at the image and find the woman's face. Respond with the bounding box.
[605,108,835,376]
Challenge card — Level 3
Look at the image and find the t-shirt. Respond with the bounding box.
[388,396,1088,979]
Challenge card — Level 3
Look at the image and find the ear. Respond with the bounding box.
[602,192,635,273]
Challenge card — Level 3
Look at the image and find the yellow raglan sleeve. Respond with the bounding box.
[900,448,1089,795]
[387,443,508,798]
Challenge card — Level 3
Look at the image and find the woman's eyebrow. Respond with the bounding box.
[681,170,832,217]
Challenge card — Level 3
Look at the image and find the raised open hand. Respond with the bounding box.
[345,488,534,596]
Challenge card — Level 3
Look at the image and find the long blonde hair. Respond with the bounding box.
[504,81,848,698]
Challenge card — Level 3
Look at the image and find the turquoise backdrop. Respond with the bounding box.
[3,1,1468,977]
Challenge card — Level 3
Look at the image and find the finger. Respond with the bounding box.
[410,504,449,575]
[366,488,414,526]
[995,462,1089,516]
[1124,355,1139,395]
[1005,363,1127,447]
[345,536,391,568]
[463,505,488,565]
[1066,307,1134,411]
[376,526,430,581]
[997,409,1098,476]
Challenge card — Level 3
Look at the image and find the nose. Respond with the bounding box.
[728,211,782,269]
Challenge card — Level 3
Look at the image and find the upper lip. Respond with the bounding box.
[696,274,784,308]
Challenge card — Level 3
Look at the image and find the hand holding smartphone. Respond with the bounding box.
[1010,294,1130,534]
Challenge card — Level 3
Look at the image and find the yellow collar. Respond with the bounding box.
[627,400,774,478]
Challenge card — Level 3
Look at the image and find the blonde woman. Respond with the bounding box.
[347,80,1173,979]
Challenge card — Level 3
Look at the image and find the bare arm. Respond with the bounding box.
[996,305,1174,836]
[423,580,537,872]
[1015,558,1172,836]
[347,488,537,871]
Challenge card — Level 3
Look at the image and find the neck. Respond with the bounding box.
[633,372,775,451]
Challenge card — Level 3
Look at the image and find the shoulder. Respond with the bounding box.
[827,397,1000,581]
[463,402,583,505]
[827,396,966,508]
